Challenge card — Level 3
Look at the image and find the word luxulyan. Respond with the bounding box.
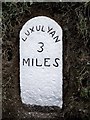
[22,25,60,43]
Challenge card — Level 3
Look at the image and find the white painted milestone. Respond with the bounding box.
[20,16,63,108]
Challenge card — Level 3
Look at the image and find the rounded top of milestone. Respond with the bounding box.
[20,16,62,43]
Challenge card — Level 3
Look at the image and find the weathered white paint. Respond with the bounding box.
[20,16,63,108]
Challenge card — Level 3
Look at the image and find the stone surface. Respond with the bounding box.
[20,16,63,108]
